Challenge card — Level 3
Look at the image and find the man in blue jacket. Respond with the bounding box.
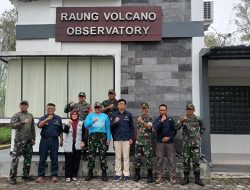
[111,99,134,182]
[154,104,177,185]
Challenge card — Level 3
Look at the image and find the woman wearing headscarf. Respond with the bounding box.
[63,110,86,182]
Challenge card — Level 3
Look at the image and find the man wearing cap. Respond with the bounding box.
[64,92,91,160]
[101,89,118,120]
[64,92,91,121]
[9,100,36,185]
[133,102,154,183]
[154,104,177,185]
[84,102,111,181]
[176,103,206,186]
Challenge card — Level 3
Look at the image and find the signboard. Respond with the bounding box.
[56,7,162,42]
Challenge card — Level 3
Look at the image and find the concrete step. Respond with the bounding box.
[211,164,250,178]
[0,154,211,177]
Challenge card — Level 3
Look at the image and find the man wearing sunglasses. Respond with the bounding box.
[84,102,111,182]
[176,103,206,186]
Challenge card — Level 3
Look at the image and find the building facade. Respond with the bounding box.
[0,0,212,159]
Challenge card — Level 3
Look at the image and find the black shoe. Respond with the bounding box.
[133,168,141,182]
[102,169,108,181]
[194,172,204,186]
[85,170,93,181]
[181,172,189,185]
[10,178,16,185]
[147,169,153,183]
[22,176,33,181]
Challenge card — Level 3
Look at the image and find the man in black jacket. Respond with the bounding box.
[154,104,177,185]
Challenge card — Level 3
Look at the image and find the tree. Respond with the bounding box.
[234,0,250,43]
[204,32,221,48]
[0,8,17,116]
[0,8,17,51]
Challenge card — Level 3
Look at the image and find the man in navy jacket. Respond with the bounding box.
[154,104,177,185]
[111,99,134,182]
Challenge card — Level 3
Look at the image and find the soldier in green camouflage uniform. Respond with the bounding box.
[176,103,206,186]
[133,102,153,183]
[64,92,91,160]
[102,89,118,120]
[9,100,36,185]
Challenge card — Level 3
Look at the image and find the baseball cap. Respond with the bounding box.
[94,102,102,108]
[20,100,29,105]
[141,102,149,108]
[186,103,195,110]
[78,92,86,97]
[108,89,115,94]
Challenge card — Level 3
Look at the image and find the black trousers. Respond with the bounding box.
[64,143,81,178]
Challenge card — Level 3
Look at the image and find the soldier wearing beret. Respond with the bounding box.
[176,103,206,186]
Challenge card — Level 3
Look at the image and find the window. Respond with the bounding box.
[209,86,250,134]
[4,56,114,118]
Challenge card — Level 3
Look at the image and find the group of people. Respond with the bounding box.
[9,89,206,187]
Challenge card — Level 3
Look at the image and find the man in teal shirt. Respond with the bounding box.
[84,102,111,181]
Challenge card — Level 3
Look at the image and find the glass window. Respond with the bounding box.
[46,57,67,117]
[68,57,91,104]
[23,57,44,117]
[5,58,21,117]
[91,57,114,104]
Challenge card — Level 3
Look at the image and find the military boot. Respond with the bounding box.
[133,168,141,181]
[10,177,16,185]
[147,169,153,183]
[181,171,189,185]
[194,172,204,186]
[85,170,93,181]
[102,169,108,181]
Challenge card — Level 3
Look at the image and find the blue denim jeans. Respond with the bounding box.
[38,137,59,177]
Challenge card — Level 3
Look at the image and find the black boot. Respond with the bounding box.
[85,170,93,181]
[181,171,189,185]
[133,168,141,181]
[194,172,204,186]
[147,169,153,183]
[10,177,16,185]
[102,169,108,181]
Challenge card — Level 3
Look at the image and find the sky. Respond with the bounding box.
[0,0,243,44]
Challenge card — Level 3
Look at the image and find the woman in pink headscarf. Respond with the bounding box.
[63,110,86,182]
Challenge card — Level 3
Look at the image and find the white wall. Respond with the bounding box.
[191,0,204,115]
[211,134,250,154]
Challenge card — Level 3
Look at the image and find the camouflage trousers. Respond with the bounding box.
[10,139,33,178]
[87,132,108,170]
[182,143,200,173]
[134,144,153,170]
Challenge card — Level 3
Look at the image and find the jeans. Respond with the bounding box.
[38,137,59,177]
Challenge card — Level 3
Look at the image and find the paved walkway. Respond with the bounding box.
[0,177,250,190]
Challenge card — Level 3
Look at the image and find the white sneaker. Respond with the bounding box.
[65,178,71,183]
[72,177,78,181]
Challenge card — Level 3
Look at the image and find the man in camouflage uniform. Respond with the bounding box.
[9,100,36,185]
[176,103,206,186]
[102,89,118,120]
[64,92,91,160]
[133,102,153,183]
[84,102,111,181]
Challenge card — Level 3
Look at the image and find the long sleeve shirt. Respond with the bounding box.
[84,112,111,141]
[10,111,36,141]
[111,110,134,141]
[154,115,177,144]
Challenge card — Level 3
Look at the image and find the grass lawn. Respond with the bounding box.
[0,127,11,145]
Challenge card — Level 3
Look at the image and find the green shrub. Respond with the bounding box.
[0,127,11,145]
